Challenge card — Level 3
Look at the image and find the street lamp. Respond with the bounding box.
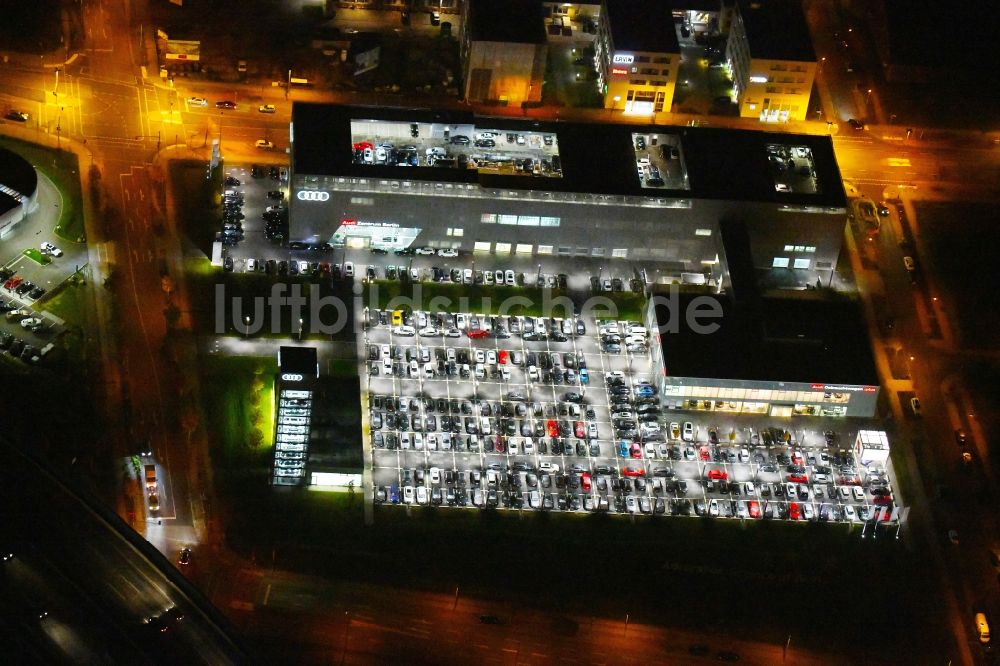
[244,316,250,337]
[298,317,304,341]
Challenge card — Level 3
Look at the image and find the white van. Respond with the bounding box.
[246,258,257,272]
[475,364,486,380]
[627,325,648,337]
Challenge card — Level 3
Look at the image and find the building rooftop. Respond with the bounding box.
[604,0,679,54]
[0,147,39,216]
[738,0,815,63]
[291,103,846,209]
[278,346,319,379]
[654,292,878,386]
[466,0,547,44]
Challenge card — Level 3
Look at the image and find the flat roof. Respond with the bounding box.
[0,146,39,198]
[738,0,815,63]
[655,293,878,386]
[278,346,319,378]
[467,0,547,44]
[604,0,679,54]
[291,103,846,208]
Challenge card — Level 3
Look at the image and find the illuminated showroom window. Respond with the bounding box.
[495,242,512,253]
[793,258,811,269]
[772,257,790,268]
[474,241,491,252]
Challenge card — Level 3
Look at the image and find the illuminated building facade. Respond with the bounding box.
[595,0,680,114]
[460,0,547,105]
[725,0,816,122]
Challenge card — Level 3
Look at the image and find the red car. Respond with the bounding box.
[498,350,509,365]
[574,421,586,438]
[630,443,642,459]
[494,438,506,454]
[706,468,728,481]
[581,472,592,491]
[790,450,804,465]
[748,500,761,519]
[787,473,809,484]
[789,502,802,520]
[467,329,490,339]
[352,141,373,151]
[698,446,711,461]
[622,467,645,478]
[4,276,22,291]
[546,420,559,438]
[872,494,893,506]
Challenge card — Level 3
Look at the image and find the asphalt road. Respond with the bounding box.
[0,440,247,664]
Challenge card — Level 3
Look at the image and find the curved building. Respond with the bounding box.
[0,146,39,238]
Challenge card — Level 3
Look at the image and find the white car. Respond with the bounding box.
[343,262,355,278]
[486,350,497,365]
[187,97,208,107]
[40,242,63,257]
[843,505,858,521]
[645,443,657,458]
[415,247,436,256]
[255,139,274,150]
[681,421,695,442]
[416,486,428,505]
[463,268,473,284]
[437,248,458,257]
[19,317,43,330]
[403,486,415,504]
[393,325,416,336]
[587,422,598,439]
[258,104,276,114]
[802,503,815,520]
[709,499,720,516]
[429,467,441,484]
[508,439,520,455]
[474,349,485,363]
[505,270,516,285]
[852,486,866,502]
[523,438,535,455]
[538,462,559,473]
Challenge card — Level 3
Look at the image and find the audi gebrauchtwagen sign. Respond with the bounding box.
[296,190,330,202]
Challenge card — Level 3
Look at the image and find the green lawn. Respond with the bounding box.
[22,248,52,266]
[0,136,85,243]
[200,355,277,483]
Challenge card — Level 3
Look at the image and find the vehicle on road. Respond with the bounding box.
[40,241,63,257]
[187,97,208,107]
[258,104,276,113]
[255,139,274,150]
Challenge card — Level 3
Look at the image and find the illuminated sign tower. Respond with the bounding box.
[272,346,319,487]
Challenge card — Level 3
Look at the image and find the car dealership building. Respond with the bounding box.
[289,103,848,282]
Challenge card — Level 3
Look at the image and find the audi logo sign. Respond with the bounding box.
[296,190,330,202]
[281,373,304,382]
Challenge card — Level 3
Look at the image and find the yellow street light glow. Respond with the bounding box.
[887,157,911,167]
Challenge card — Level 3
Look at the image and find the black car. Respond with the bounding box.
[269,165,280,180]
[450,135,471,145]
[223,256,234,272]
[215,100,236,109]
[5,110,29,122]
[251,165,265,178]
[224,176,241,186]
[474,138,495,148]
[28,287,46,300]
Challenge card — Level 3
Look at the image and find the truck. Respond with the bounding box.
[144,464,157,490]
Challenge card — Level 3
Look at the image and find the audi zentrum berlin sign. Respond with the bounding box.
[296,190,330,202]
